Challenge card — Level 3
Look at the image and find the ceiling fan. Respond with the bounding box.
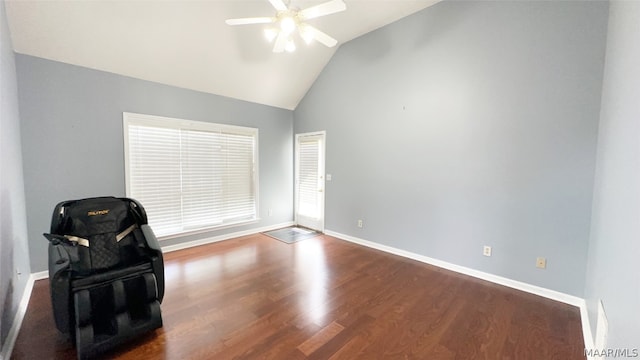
[225,0,346,53]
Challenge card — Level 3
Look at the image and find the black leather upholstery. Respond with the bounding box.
[45,196,164,359]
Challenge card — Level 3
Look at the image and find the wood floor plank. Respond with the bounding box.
[10,234,586,359]
[297,321,345,356]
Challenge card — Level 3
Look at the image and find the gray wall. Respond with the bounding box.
[6,0,639,350]
[0,0,31,351]
[16,54,294,273]
[294,0,608,296]
[584,0,640,349]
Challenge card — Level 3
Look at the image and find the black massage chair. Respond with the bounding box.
[44,196,164,359]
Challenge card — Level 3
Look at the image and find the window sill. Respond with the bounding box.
[157,218,260,241]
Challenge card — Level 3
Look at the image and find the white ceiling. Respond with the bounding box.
[5,0,439,110]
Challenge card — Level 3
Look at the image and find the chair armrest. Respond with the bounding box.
[48,243,72,333]
[48,241,71,275]
[140,224,165,302]
[141,225,160,252]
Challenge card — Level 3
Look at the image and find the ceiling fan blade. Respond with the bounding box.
[302,25,338,47]
[268,0,288,12]
[225,17,275,26]
[299,0,346,20]
[273,31,288,53]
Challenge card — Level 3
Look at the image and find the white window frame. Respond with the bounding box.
[123,112,259,239]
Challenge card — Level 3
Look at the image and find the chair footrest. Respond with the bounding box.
[73,272,162,359]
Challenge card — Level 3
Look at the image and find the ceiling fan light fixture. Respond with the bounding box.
[264,28,278,42]
[299,26,314,45]
[280,16,297,34]
[225,0,345,53]
[285,38,296,53]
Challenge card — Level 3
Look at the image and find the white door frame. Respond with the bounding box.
[294,131,326,232]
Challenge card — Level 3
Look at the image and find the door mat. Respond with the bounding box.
[263,226,320,244]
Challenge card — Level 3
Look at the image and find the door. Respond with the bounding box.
[295,132,325,232]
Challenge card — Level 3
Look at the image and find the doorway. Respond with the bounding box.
[295,131,325,232]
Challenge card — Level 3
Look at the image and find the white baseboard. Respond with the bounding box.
[580,299,595,360]
[161,221,294,253]
[0,274,36,360]
[324,229,593,353]
[31,271,48,281]
[325,229,582,306]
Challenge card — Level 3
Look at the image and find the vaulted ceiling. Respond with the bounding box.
[5,0,439,110]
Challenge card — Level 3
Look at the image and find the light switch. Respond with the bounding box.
[326,174,332,181]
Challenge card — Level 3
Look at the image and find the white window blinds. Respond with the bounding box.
[124,113,258,237]
[297,137,321,219]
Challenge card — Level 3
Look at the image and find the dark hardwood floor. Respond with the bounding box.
[11,233,586,359]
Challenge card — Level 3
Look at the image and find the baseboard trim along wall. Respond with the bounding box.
[324,229,594,355]
[581,299,595,359]
[32,270,48,281]
[0,274,36,360]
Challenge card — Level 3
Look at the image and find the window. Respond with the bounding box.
[123,112,258,238]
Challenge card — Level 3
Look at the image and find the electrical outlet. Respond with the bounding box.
[483,246,492,257]
[357,219,363,228]
[536,257,547,269]
[268,208,273,217]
